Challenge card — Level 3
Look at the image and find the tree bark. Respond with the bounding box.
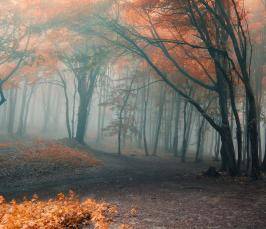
[195,116,206,162]
[172,93,181,157]
[152,86,165,156]
[8,88,18,135]
[17,81,28,136]
[76,72,98,144]
[118,79,134,155]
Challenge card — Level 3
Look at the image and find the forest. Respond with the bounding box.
[0,0,265,228]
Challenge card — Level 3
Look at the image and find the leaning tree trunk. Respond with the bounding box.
[214,45,238,176]
[217,86,237,175]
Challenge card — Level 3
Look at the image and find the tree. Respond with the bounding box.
[97,0,261,178]
[59,43,109,144]
[0,13,31,106]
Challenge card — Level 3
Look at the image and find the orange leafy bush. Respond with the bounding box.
[0,191,117,228]
[22,142,101,167]
[0,140,100,168]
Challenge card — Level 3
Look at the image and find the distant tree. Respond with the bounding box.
[59,43,109,144]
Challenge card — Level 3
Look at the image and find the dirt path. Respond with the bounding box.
[0,146,208,199]
[0,144,265,228]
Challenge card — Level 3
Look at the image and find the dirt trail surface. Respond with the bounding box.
[0,142,265,228]
[0,145,198,198]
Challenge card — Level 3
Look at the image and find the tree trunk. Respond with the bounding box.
[152,86,165,156]
[143,80,150,156]
[22,85,35,135]
[246,87,261,179]
[195,116,206,162]
[118,79,134,155]
[172,93,181,157]
[76,72,98,144]
[262,128,266,171]
[8,88,18,135]
[17,81,28,136]
[143,99,149,156]
[214,130,221,161]
[181,100,193,162]
[63,84,72,139]
[71,78,77,138]
[42,84,52,133]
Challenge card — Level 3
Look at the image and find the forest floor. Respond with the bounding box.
[0,137,265,228]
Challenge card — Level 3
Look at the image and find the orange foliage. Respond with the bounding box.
[20,141,100,167]
[0,140,100,168]
[0,0,105,88]
[0,191,117,228]
[118,0,218,85]
[22,142,100,167]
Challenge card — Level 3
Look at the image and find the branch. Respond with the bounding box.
[121,79,163,92]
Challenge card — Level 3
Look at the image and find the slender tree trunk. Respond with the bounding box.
[97,80,103,143]
[165,92,174,152]
[58,72,72,139]
[17,81,28,136]
[118,79,134,155]
[63,84,72,139]
[195,116,206,162]
[172,93,181,157]
[152,86,165,156]
[42,84,52,133]
[71,78,77,138]
[1,100,7,130]
[143,79,150,156]
[8,88,18,135]
[181,100,194,162]
[214,130,221,161]
[22,85,35,135]
[52,90,62,133]
[262,126,266,171]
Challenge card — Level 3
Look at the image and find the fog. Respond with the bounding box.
[0,0,265,228]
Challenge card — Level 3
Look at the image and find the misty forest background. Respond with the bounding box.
[0,0,265,177]
[0,0,265,228]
